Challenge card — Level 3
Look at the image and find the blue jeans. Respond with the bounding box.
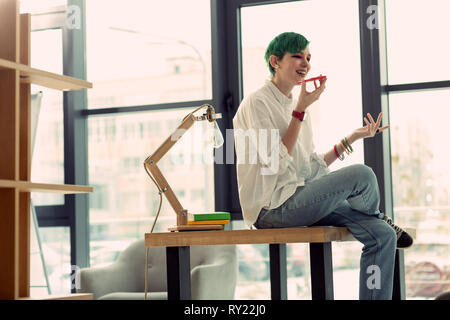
[254,164,397,300]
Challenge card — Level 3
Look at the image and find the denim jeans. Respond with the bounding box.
[254,164,397,300]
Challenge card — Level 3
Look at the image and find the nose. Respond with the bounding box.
[301,59,310,69]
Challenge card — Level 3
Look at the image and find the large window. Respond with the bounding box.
[85,0,212,109]
[385,0,450,299]
[239,0,363,299]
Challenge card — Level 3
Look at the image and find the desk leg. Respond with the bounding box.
[269,243,287,300]
[392,249,405,300]
[309,242,334,300]
[166,246,191,300]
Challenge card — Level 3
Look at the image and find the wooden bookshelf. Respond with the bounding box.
[0,0,93,300]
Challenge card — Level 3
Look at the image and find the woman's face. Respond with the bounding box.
[274,46,312,85]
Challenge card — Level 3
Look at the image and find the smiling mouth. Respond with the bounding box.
[296,70,307,76]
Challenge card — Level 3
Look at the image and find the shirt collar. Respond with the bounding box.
[265,79,293,107]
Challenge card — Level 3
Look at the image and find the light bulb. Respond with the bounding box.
[209,121,224,148]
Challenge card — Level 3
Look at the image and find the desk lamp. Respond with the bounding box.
[144,104,225,232]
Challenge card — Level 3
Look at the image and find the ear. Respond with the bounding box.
[269,55,279,68]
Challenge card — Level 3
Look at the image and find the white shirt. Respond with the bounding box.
[233,79,330,228]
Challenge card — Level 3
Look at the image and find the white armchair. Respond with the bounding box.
[77,239,238,300]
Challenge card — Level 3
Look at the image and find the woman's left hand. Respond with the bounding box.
[353,112,390,140]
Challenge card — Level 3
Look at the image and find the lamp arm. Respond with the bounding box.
[144,162,188,225]
[143,115,196,225]
[143,104,218,228]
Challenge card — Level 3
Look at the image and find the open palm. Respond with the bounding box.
[354,112,390,139]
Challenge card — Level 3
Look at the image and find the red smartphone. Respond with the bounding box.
[298,75,327,85]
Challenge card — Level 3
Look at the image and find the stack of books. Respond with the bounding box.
[187,211,231,230]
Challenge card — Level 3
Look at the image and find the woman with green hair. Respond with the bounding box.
[233,31,413,300]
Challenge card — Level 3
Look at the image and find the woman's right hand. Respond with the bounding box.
[295,75,327,112]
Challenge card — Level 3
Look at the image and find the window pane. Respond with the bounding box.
[39,227,71,295]
[389,89,450,299]
[88,108,215,267]
[86,0,212,109]
[385,0,450,84]
[30,211,49,296]
[240,0,363,299]
[241,0,364,171]
[30,29,64,206]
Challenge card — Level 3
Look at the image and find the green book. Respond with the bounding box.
[188,211,231,221]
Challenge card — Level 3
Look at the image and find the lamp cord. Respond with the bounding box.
[143,162,163,300]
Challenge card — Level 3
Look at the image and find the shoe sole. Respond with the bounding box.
[397,245,413,250]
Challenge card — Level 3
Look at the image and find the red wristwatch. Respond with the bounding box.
[292,110,306,121]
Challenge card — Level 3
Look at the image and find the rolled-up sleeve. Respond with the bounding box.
[309,152,330,180]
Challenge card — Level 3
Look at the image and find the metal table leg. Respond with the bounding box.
[166,246,191,300]
[309,242,334,300]
[269,243,287,300]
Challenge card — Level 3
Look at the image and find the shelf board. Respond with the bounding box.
[0,179,93,194]
[17,293,94,300]
[0,58,92,91]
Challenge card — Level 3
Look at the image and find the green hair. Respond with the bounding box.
[264,32,310,76]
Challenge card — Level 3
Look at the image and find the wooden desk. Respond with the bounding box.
[146,226,412,300]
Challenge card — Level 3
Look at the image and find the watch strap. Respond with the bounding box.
[292,110,305,121]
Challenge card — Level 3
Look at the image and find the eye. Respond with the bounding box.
[292,54,311,62]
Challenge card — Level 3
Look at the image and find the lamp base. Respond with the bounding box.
[168,224,223,232]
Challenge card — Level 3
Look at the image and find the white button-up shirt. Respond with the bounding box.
[233,79,330,228]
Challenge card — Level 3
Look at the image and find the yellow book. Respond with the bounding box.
[187,219,229,225]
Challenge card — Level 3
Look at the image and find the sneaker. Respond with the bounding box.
[382,215,414,249]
